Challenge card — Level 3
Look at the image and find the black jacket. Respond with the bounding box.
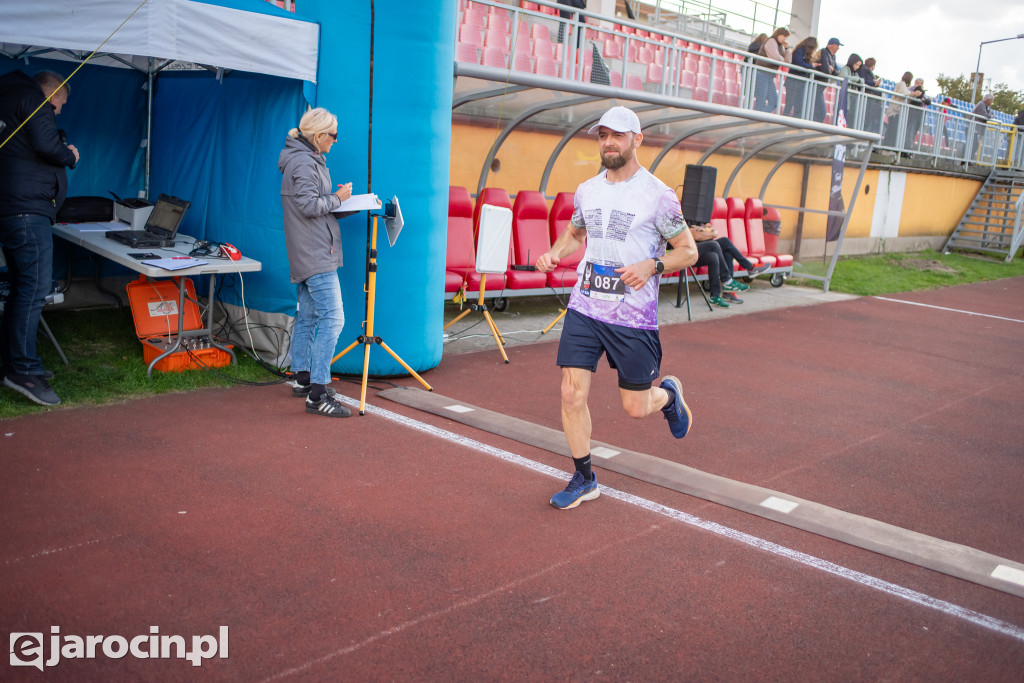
[0,70,77,222]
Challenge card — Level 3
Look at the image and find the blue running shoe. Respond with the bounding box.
[660,375,692,439]
[550,471,599,509]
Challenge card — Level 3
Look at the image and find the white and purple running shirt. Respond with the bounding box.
[566,167,688,330]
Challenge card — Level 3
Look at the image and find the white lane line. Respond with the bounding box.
[345,397,1024,644]
[873,296,1024,324]
[3,535,121,566]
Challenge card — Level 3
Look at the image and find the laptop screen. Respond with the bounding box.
[146,195,190,239]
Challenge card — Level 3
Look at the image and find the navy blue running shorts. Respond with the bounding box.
[556,308,662,390]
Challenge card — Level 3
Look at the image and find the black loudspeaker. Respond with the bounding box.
[680,164,717,225]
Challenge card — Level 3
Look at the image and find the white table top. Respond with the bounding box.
[52,222,262,277]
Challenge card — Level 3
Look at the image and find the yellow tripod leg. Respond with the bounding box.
[541,308,566,334]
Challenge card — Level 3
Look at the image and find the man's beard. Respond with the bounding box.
[601,148,631,170]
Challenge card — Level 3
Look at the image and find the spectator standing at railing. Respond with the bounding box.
[753,27,792,113]
[747,33,768,60]
[883,71,913,147]
[938,97,957,149]
[905,78,931,152]
[1014,109,1024,128]
[784,36,819,118]
[971,93,995,161]
[556,0,586,45]
[858,57,883,134]
[838,54,864,126]
[813,37,841,122]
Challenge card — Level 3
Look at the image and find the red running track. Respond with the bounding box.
[2,278,1023,680]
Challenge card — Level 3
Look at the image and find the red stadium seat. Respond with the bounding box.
[645,62,663,84]
[456,43,480,64]
[547,191,584,289]
[446,186,476,293]
[741,198,778,269]
[481,47,508,68]
[724,197,754,271]
[507,191,550,289]
[468,188,513,291]
[708,197,728,234]
[760,206,794,268]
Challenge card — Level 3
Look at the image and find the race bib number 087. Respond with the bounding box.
[581,262,625,302]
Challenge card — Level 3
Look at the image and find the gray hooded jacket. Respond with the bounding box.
[279,135,343,283]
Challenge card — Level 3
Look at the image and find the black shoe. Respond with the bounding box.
[305,393,351,417]
[3,373,60,406]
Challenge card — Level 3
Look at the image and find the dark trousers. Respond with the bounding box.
[783,78,807,117]
[695,240,729,296]
[715,236,754,271]
[905,107,923,148]
[813,82,829,122]
[0,213,54,376]
[754,70,779,112]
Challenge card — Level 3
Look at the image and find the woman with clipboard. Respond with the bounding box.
[279,107,355,418]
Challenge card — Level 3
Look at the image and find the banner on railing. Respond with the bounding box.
[825,79,850,242]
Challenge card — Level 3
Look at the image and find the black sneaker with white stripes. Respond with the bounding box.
[305,393,351,418]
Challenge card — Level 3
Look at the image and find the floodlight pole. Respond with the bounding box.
[970,34,1024,105]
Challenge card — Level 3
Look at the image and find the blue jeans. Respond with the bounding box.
[289,271,345,386]
[0,213,54,376]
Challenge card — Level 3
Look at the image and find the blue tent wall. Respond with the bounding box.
[301,0,456,376]
[148,71,306,315]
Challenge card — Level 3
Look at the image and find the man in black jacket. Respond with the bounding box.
[0,70,79,405]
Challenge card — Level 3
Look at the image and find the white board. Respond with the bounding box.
[475,204,512,274]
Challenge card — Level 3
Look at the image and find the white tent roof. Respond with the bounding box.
[0,0,319,83]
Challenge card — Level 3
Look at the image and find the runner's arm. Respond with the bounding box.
[615,228,699,290]
[536,224,586,273]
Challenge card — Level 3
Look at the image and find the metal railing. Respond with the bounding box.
[1010,185,1024,262]
[456,0,1024,172]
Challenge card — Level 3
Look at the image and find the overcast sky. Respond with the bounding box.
[815,0,1024,99]
[712,0,1023,98]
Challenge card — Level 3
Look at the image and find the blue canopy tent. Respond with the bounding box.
[1,0,454,376]
[1,0,319,363]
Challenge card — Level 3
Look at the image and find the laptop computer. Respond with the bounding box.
[106,194,190,248]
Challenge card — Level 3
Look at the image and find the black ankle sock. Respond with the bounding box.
[573,454,593,481]
[309,383,326,401]
[295,370,310,385]
[662,388,676,411]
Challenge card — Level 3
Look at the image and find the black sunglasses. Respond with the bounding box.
[325,132,338,141]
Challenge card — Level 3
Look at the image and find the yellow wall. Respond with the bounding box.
[898,173,979,236]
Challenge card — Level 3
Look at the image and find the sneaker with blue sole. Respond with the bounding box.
[550,471,599,509]
[659,375,692,439]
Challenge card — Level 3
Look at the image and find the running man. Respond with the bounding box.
[535,106,699,510]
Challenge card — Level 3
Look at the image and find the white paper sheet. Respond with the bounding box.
[335,193,382,213]
[65,221,124,232]
[141,257,208,271]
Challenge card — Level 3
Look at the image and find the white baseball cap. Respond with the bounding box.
[588,106,641,135]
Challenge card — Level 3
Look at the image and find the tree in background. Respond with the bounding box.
[937,73,1024,115]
